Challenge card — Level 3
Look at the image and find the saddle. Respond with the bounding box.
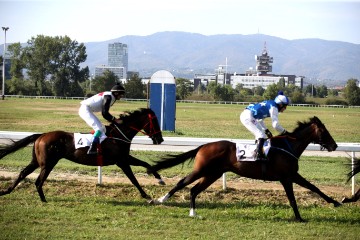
[236,139,271,161]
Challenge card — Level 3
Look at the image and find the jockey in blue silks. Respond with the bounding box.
[240,91,290,160]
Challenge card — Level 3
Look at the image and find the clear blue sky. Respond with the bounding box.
[1,0,359,44]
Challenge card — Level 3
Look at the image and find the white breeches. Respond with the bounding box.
[240,109,266,139]
[79,104,106,137]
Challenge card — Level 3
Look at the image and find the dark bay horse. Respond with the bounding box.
[342,158,360,203]
[0,108,164,202]
[151,116,341,222]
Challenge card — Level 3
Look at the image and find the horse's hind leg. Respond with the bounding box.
[342,188,360,203]
[157,171,202,204]
[35,165,57,202]
[0,161,39,196]
[127,155,165,185]
[188,173,222,217]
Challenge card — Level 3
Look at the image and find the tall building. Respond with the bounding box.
[255,42,273,75]
[95,42,128,80]
[108,42,128,70]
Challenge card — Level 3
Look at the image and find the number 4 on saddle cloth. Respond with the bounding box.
[236,139,271,161]
[74,133,107,149]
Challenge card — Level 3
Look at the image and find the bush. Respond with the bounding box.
[325,98,348,106]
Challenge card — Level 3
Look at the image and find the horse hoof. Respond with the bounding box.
[334,201,342,207]
[341,197,349,204]
[158,179,166,185]
[152,199,161,205]
[147,199,155,204]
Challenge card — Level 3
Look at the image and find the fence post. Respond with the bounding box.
[98,166,102,184]
[222,173,227,190]
[352,151,355,195]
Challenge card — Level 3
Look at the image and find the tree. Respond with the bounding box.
[19,35,88,96]
[51,36,89,97]
[343,79,360,105]
[91,70,119,93]
[124,74,146,99]
[316,85,328,98]
[253,86,265,96]
[176,78,193,100]
[290,89,306,104]
[263,84,279,100]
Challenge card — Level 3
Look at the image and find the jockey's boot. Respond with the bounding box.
[255,138,266,160]
[87,136,100,155]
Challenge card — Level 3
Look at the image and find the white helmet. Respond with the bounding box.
[274,94,290,105]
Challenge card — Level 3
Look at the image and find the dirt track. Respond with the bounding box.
[0,169,353,196]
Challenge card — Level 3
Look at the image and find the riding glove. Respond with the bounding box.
[265,129,273,138]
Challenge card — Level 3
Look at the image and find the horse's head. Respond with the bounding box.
[139,108,164,145]
[115,108,163,145]
[309,116,338,151]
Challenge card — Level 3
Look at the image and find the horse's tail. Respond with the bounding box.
[0,133,43,159]
[346,157,360,182]
[151,145,203,172]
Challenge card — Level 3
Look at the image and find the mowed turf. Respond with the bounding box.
[0,98,359,239]
[0,98,359,141]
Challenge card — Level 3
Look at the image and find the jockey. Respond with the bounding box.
[79,83,125,155]
[240,91,290,160]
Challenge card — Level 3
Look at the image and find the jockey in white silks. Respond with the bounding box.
[79,83,125,155]
[240,92,290,160]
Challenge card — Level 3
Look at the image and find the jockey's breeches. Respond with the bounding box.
[240,109,266,139]
[79,104,106,137]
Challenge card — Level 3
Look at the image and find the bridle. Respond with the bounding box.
[109,113,161,143]
[129,113,161,138]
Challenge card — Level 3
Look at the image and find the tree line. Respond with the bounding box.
[1,35,359,105]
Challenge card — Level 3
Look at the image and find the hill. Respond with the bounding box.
[3,32,359,86]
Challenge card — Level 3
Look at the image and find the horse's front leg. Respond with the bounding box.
[280,178,305,222]
[127,155,165,185]
[116,162,153,202]
[293,173,341,207]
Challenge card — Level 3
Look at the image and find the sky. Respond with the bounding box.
[0,0,359,44]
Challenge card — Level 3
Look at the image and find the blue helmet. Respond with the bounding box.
[274,94,290,105]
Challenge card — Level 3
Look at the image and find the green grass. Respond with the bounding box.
[0,179,359,240]
[1,98,360,239]
[0,98,360,141]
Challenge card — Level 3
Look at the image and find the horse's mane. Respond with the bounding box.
[118,108,153,124]
[291,116,322,134]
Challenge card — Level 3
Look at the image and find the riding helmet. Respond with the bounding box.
[111,83,125,94]
[274,94,290,105]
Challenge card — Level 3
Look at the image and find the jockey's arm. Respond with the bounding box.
[102,95,115,122]
[269,106,285,133]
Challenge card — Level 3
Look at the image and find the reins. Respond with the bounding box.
[109,113,160,143]
[129,114,161,137]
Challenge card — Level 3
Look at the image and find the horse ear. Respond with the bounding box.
[312,116,320,122]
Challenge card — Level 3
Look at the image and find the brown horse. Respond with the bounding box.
[0,108,164,202]
[151,116,341,222]
[342,158,360,203]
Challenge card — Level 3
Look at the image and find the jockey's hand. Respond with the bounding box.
[281,129,289,135]
[265,129,273,138]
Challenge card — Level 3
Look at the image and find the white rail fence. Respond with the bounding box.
[1,131,359,194]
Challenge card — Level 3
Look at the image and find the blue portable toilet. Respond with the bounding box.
[149,70,176,131]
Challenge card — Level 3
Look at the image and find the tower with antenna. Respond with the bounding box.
[255,42,273,75]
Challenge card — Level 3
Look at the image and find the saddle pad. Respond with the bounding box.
[235,139,271,161]
[74,133,106,149]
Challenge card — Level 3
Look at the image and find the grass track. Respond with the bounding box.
[0,98,359,239]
